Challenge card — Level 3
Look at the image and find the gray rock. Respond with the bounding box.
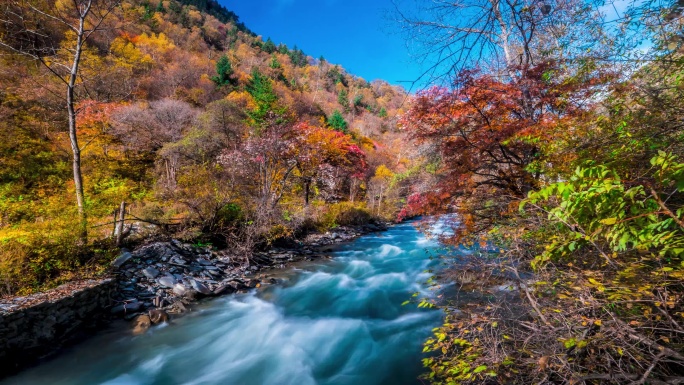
[189,279,212,295]
[157,275,176,288]
[142,267,160,280]
[197,258,213,266]
[172,283,187,296]
[170,256,187,266]
[111,250,133,268]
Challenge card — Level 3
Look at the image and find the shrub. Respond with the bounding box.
[320,202,373,229]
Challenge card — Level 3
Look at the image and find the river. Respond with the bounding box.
[2,220,453,385]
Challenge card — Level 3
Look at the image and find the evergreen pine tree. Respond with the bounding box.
[269,54,281,69]
[263,37,277,54]
[338,89,349,109]
[211,55,234,87]
[246,68,282,127]
[328,110,348,133]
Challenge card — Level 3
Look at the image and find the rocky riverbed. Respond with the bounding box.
[0,223,387,378]
[108,223,387,332]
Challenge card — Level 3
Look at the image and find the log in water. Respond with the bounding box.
[2,221,453,385]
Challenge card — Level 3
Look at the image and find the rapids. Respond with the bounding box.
[2,221,454,385]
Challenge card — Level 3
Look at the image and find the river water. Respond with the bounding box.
[3,221,453,385]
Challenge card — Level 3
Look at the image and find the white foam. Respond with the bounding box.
[344,260,374,278]
[376,244,403,258]
[365,272,408,289]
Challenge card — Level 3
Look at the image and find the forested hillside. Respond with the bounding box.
[0,0,420,295]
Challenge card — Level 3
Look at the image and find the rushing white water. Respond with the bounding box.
[3,221,452,385]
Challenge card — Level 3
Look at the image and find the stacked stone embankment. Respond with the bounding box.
[0,278,115,377]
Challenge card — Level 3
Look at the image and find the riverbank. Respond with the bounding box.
[0,222,388,379]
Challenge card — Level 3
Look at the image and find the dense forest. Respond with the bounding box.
[0,0,419,295]
[1,0,684,383]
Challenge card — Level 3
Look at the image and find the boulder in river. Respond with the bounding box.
[149,309,169,324]
[132,314,151,335]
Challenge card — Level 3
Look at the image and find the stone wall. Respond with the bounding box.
[0,278,115,378]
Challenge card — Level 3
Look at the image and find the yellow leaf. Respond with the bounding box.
[600,218,617,225]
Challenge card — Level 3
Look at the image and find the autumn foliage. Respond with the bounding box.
[0,0,413,295]
[401,63,610,242]
[400,23,684,385]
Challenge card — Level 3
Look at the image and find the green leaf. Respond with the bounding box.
[563,338,576,349]
[473,365,488,374]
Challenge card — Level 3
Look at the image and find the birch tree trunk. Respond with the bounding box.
[68,5,90,242]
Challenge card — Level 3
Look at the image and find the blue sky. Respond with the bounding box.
[220,0,425,89]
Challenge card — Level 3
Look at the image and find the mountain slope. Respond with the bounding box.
[0,0,421,295]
